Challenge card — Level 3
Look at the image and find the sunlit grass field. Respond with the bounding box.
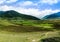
[0,19,60,42]
[0,31,60,42]
[0,31,44,42]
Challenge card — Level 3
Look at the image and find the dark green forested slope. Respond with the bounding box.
[0,10,40,20]
[42,12,60,19]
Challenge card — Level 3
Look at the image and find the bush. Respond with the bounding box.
[40,37,60,42]
[53,22,60,29]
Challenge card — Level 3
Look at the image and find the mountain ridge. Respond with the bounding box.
[0,10,40,20]
[42,12,60,19]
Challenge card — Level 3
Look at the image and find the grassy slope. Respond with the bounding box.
[0,31,60,42]
[0,19,60,42]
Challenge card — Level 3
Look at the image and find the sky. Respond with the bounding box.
[0,0,60,18]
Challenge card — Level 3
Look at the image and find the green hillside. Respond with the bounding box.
[42,12,60,19]
[0,10,40,20]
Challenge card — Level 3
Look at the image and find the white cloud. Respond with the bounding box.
[16,8,40,17]
[38,9,60,18]
[17,8,60,18]
[0,0,60,19]
[0,0,5,4]
[0,0,17,4]
[6,0,18,3]
[20,1,33,6]
[18,1,38,7]
[40,0,60,5]
[0,5,60,19]
[0,5,40,17]
[0,5,14,11]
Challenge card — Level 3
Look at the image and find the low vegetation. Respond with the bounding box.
[0,18,60,42]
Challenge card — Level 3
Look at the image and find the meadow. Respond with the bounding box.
[0,19,60,42]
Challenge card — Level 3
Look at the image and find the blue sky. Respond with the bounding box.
[0,0,60,18]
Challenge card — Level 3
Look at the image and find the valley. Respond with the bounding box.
[0,10,60,42]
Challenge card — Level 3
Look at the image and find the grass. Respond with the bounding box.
[0,31,45,42]
[0,31,59,42]
[0,19,60,42]
[0,19,13,26]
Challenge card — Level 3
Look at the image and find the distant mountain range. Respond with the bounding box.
[0,10,40,20]
[0,10,60,20]
[42,12,60,20]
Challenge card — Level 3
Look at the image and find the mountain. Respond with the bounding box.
[42,12,60,19]
[0,11,4,14]
[0,10,40,20]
